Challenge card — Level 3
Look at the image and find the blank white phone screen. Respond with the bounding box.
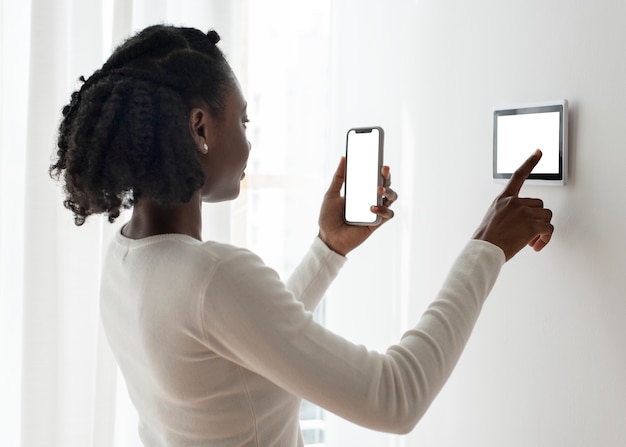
[345,129,380,224]
[496,111,560,174]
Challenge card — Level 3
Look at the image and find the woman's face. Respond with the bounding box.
[199,81,251,202]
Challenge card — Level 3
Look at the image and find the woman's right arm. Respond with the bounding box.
[199,150,553,432]
[200,239,503,433]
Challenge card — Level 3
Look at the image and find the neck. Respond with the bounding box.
[123,192,203,240]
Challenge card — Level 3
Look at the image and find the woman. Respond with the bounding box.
[51,25,553,447]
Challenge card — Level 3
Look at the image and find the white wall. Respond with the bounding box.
[325,1,626,446]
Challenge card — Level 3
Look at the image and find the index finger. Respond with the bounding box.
[502,149,543,197]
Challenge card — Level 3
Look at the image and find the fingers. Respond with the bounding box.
[379,165,397,204]
[473,189,554,261]
[474,150,555,261]
[371,165,397,222]
[529,232,552,251]
[520,211,554,257]
[517,197,544,208]
[381,165,391,187]
[371,205,395,220]
[501,149,542,197]
[377,164,397,213]
[514,196,553,253]
[378,185,398,205]
[528,217,554,251]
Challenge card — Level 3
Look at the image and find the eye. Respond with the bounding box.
[242,116,250,129]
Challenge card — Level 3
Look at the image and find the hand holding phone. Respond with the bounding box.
[343,127,384,226]
[318,146,396,256]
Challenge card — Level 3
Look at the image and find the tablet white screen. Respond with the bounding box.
[496,111,560,174]
[493,101,567,183]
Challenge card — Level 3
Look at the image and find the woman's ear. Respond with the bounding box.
[189,107,214,154]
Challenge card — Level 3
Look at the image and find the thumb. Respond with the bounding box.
[326,156,346,197]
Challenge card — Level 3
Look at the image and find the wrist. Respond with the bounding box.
[318,232,348,256]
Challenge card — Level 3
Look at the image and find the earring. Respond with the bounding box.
[202,143,209,153]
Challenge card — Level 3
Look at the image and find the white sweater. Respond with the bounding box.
[100,232,504,447]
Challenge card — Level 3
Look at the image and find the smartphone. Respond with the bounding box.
[343,126,384,226]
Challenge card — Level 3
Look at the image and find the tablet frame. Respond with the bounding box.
[493,99,568,185]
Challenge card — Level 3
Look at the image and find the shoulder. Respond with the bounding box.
[199,240,257,261]
[200,241,280,286]
[175,240,274,291]
[108,231,271,286]
[197,241,270,277]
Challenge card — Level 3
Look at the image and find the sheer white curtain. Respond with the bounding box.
[0,3,30,446]
[1,1,107,445]
[0,1,247,446]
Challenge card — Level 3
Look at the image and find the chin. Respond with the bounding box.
[202,189,240,203]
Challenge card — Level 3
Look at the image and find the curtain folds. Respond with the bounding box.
[1,1,243,446]
[20,0,112,445]
[0,2,30,446]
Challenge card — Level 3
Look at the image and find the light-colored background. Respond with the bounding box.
[2,0,624,446]
[326,1,626,446]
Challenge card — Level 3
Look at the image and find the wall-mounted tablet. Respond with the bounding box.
[493,99,568,185]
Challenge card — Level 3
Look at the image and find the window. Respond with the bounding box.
[235,2,333,445]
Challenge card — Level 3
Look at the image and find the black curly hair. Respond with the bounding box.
[50,24,235,225]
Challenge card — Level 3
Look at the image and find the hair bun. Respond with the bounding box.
[206,29,221,45]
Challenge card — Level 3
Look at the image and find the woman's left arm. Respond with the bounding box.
[286,157,397,310]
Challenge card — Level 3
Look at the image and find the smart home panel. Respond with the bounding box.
[493,100,568,185]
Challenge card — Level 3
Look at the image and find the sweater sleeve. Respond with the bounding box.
[200,239,505,434]
[284,236,347,311]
